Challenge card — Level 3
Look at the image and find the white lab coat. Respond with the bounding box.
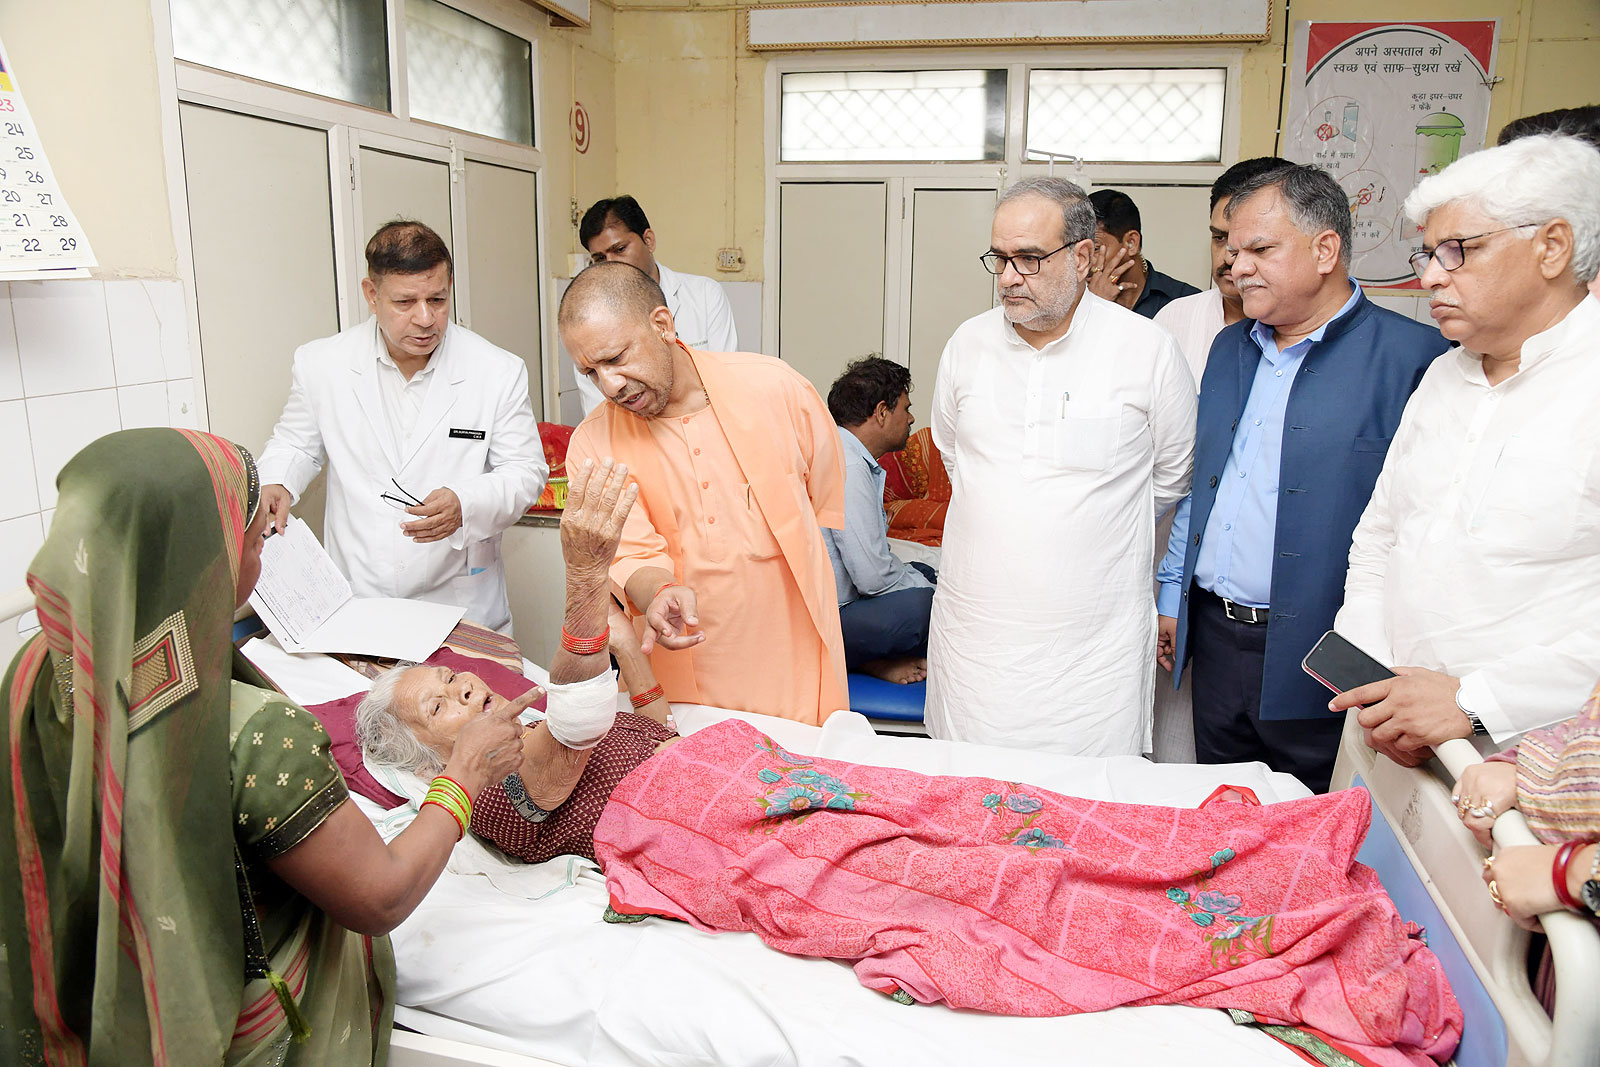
[925,297,1196,757]
[576,262,739,413]
[258,319,547,632]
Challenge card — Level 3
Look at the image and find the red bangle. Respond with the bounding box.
[1553,841,1585,912]
[630,684,665,709]
[561,626,610,655]
[421,798,466,839]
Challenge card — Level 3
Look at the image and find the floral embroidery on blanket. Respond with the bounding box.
[982,786,1072,852]
[753,735,869,824]
[1167,848,1278,968]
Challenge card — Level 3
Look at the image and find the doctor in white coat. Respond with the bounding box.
[257,220,546,632]
[572,195,738,415]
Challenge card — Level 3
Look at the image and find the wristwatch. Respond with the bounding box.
[1582,846,1600,918]
[1454,687,1489,737]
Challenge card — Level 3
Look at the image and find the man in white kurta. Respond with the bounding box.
[926,177,1196,756]
[1330,134,1600,761]
[258,221,546,632]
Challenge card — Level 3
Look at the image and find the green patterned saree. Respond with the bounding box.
[0,428,393,1067]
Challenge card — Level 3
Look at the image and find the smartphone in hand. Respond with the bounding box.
[1302,630,1394,696]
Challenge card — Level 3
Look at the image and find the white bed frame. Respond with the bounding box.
[4,586,1596,1067]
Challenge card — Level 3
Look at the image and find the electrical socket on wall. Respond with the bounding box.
[716,248,744,272]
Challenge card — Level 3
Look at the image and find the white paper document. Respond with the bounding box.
[240,635,372,705]
[249,517,463,661]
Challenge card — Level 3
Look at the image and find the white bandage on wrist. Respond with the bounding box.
[542,669,619,750]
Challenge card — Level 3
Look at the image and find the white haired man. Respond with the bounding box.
[925,176,1196,756]
[1331,134,1600,765]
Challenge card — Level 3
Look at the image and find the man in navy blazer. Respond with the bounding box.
[1155,164,1450,792]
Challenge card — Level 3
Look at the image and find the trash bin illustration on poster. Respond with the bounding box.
[1286,21,1497,288]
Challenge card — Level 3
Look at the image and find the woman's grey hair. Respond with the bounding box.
[998,176,1098,246]
[1223,164,1354,267]
[354,663,443,775]
[1403,134,1600,284]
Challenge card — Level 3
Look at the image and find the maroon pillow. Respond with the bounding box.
[305,648,548,810]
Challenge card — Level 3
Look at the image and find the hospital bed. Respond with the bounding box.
[3,586,1598,1067]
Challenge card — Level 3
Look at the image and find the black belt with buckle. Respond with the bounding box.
[1199,588,1270,625]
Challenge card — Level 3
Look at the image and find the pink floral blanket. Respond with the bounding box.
[594,720,1462,1067]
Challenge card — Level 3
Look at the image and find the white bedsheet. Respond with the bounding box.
[381,701,1312,1067]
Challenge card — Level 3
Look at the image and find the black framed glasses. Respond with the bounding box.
[1408,224,1538,279]
[979,241,1076,277]
[379,478,424,510]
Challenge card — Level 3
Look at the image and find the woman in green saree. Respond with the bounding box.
[0,428,526,1066]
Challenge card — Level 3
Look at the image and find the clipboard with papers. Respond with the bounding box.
[248,517,465,662]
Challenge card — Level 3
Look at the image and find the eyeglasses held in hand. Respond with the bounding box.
[979,241,1076,277]
[1408,224,1538,280]
[379,478,424,510]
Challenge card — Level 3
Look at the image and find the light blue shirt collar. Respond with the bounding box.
[1247,282,1362,363]
[838,425,882,473]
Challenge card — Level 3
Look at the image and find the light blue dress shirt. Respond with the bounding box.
[1157,284,1362,615]
[822,426,934,606]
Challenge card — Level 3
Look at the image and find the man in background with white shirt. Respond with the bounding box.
[1146,155,1287,763]
[574,195,739,415]
[1332,134,1600,765]
[926,176,1196,756]
[1154,157,1291,383]
[822,357,936,685]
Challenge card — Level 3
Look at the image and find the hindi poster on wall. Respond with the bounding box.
[1285,21,1498,289]
[0,33,96,277]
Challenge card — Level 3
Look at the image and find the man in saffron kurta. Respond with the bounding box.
[560,262,848,724]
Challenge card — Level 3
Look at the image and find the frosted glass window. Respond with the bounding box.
[781,70,1005,162]
[171,0,388,110]
[1027,69,1226,163]
[405,0,534,145]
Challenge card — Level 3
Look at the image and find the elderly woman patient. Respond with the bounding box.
[356,457,674,864]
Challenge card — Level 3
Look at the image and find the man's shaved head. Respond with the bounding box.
[559,261,668,330]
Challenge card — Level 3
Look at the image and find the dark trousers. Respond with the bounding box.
[1189,590,1345,793]
[838,585,935,670]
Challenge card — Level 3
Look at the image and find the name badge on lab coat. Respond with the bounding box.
[449,428,486,440]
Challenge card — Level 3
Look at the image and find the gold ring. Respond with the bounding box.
[1482,855,1495,873]
[1487,879,1504,909]
[1089,266,1101,275]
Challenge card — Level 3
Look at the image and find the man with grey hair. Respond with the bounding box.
[924,176,1196,756]
[1331,134,1600,766]
[1157,164,1448,792]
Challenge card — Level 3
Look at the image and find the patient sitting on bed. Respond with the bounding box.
[356,457,675,864]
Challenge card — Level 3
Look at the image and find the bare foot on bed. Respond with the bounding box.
[861,656,927,685]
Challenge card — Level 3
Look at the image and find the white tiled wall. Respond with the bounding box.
[0,278,198,592]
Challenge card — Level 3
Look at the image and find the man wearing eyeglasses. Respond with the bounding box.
[1156,164,1448,793]
[1331,134,1600,766]
[257,220,546,633]
[922,176,1196,757]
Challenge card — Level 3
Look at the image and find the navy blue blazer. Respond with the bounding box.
[1172,292,1450,720]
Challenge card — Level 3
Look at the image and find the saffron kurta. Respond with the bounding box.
[927,295,1196,755]
[566,345,848,723]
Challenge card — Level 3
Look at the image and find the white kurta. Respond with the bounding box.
[576,262,739,414]
[1335,295,1600,743]
[258,320,547,632]
[926,295,1197,756]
